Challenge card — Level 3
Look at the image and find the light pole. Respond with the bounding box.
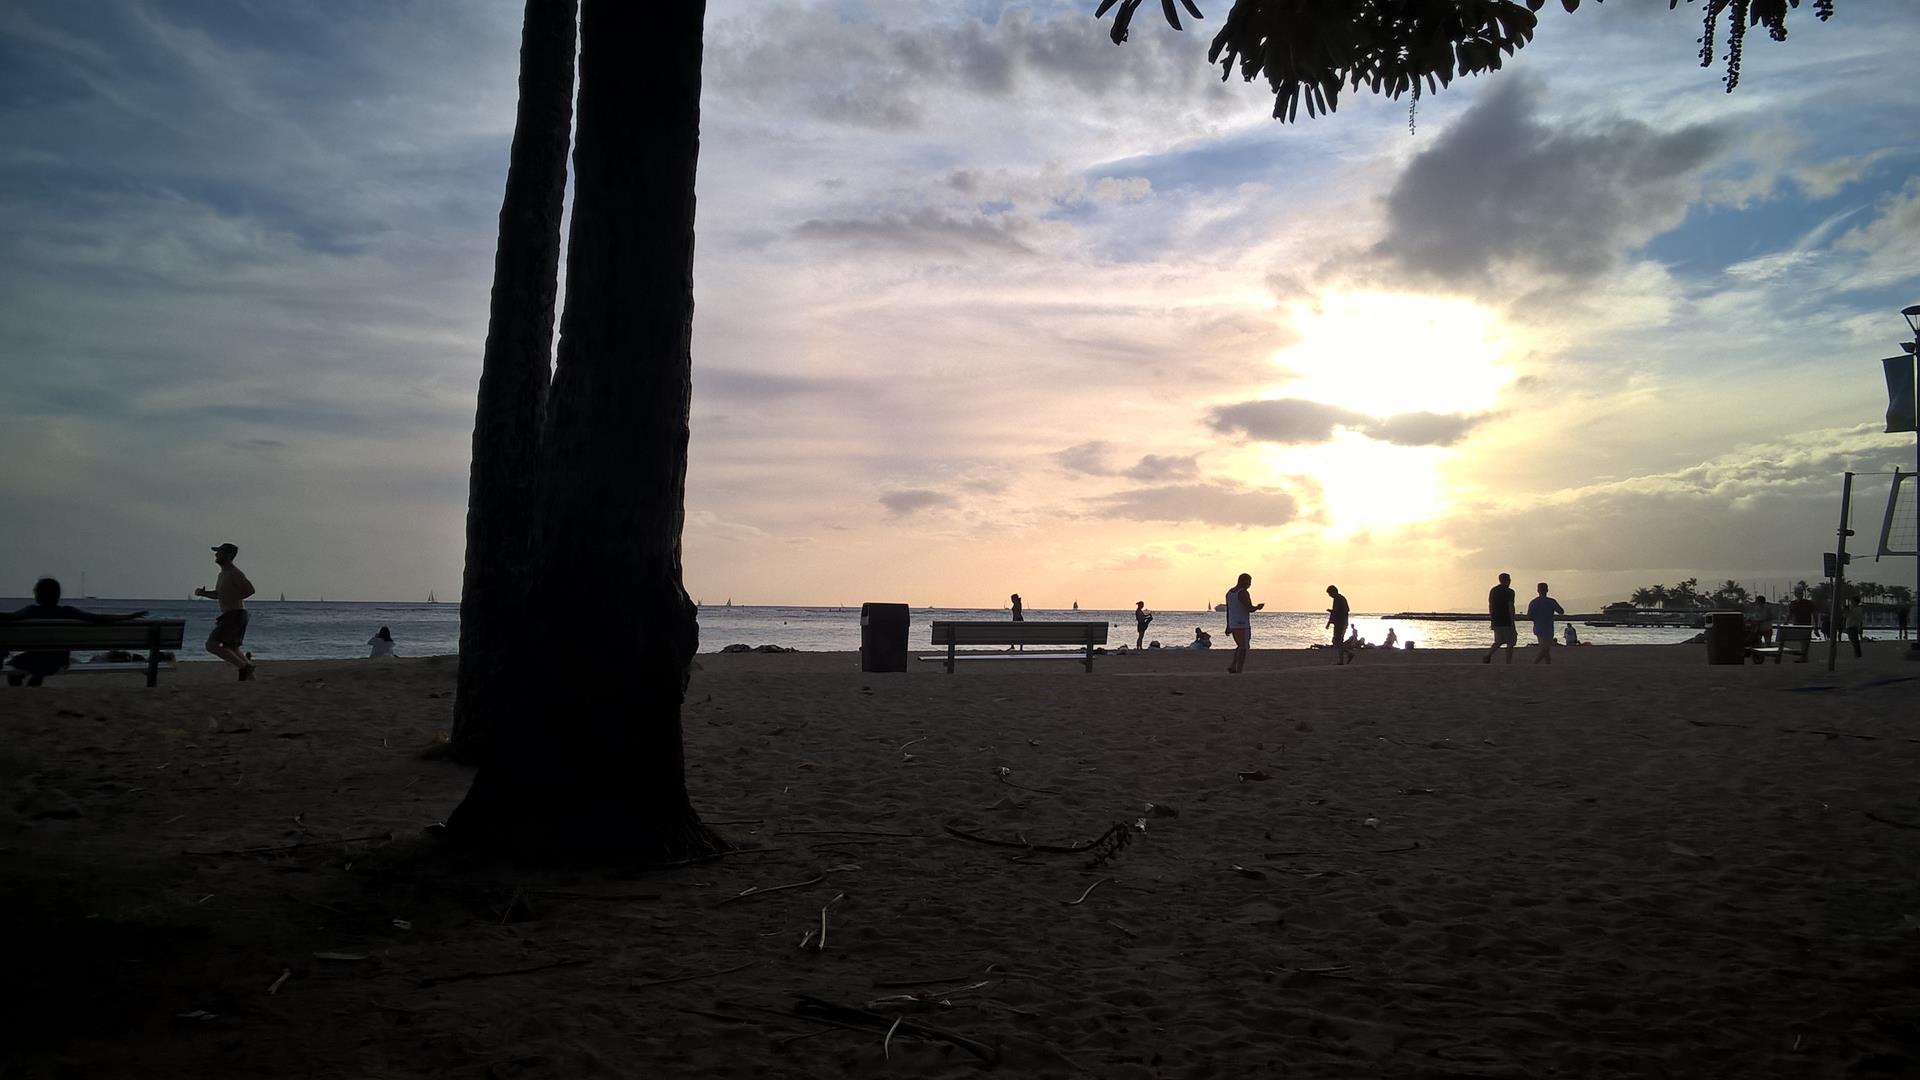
[1904,305,1919,657]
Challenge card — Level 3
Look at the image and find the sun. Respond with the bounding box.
[1276,291,1512,416]
[1254,291,1514,533]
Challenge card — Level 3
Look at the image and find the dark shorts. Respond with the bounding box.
[1331,619,1348,642]
[1492,624,1517,646]
[210,609,250,648]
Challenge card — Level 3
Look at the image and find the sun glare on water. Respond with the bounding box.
[1260,292,1514,533]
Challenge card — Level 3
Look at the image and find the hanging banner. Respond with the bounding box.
[1884,356,1917,433]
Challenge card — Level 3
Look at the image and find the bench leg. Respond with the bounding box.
[947,642,955,675]
[146,625,161,687]
[1084,643,1093,673]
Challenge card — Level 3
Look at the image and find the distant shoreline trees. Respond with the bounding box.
[1619,578,1912,609]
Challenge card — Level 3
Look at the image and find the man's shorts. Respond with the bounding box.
[1535,630,1554,646]
[210,609,250,648]
[1492,624,1517,646]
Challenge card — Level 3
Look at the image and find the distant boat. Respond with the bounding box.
[725,598,732,608]
[1072,600,1079,610]
[427,591,438,604]
[81,571,95,599]
[279,592,286,602]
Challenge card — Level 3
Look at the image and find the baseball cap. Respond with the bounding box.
[212,543,240,556]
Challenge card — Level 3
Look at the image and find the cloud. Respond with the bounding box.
[1359,411,1488,447]
[1054,440,1117,475]
[879,489,956,516]
[1206,399,1488,447]
[792,209,1032,257]
[1371,74,1731,289]
[704,5,1233,133]
[1091,482,1299,527]
[1124,453,1198,480]
[1206,399,1358,444]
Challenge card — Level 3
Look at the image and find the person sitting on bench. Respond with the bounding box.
[2,578,148,686]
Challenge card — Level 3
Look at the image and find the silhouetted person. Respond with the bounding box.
[1224,573,1263,674]
[1134,601,1154,649]
[1007,593,1023,652]
[368,626,396,658]
[1844,599,1864,658]
[1325,585,1352,665]
[2,578,148,686]
[1787,595,1815,628]
[1899,604,1910,640]
[1382,627,1398,649]
[1527,582,1564,664]
[1484,572,1517,664]
[196,543,257,680]
[1190,627,1212,649]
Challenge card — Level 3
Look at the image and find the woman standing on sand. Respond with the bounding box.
[1134,601,1154,649]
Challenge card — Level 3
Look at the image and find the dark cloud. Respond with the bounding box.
[705,5,1229,132]
[1206,399,1362,444]
[1207,398,1489,447]
[1372,75,1731,287]
[1054,440,1117,475]
[793,209,1030,257]
[1357,410,1487,447]
[1124,453,1199,480]
[879,489,955,516]
[1092,482,1299,527]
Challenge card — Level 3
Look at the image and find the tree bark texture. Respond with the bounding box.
[452,0,579,764]
[449,0,722,861]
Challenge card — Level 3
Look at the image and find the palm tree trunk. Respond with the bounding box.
[448,0,721,860]
[451,0,579,764]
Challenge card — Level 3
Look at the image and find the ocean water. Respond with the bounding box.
[4,599,1705,661]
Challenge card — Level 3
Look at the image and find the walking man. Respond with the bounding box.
[1134,601,1154,650]
[1224,573,1263,674]
[1325,585,1353,665]
[1527,581,1564,665]
[198,542,257,680]
[1485,572,1517,664]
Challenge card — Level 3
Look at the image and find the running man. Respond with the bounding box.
[1224,573,1263,674]
[1527,581,1565,665]
[197,543,257,680]
[1485,572,1517,664]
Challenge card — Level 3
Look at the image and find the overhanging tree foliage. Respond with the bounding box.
[1096,0,1838,121]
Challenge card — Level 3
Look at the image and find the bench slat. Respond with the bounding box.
[929,621,1109,646]
[0,620,187,651]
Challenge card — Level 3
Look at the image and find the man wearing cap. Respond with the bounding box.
[197,543,257,680]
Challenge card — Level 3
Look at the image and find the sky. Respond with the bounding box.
[1,0,1916,612]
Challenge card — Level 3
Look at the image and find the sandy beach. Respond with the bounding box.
[4,645,1918,1078]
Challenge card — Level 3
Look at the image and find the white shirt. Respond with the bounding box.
[368,635,396,658]
[1225,587,1253,630]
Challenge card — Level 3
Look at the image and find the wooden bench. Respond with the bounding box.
[926,621,1109,673]
[1748,623,1813,664]
[0,620,187,687]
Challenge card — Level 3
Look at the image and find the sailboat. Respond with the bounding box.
[279,592,286,602]
[724,598,732,609]
[427,591,438,604]
[81,571,96,599]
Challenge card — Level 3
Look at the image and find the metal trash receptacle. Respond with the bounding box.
[1705,611,1745,665]
[860,603,910,673]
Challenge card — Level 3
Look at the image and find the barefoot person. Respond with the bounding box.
[1484,572,1517,664]
[1527,581,1565,665]
[1224,573,1263,674]
[1134,601,1154,649]
[197,543,257,680]
[1325,585,1353,665]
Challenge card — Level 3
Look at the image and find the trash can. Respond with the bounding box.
[1705,611,1745,665]
[860,603,910,673]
